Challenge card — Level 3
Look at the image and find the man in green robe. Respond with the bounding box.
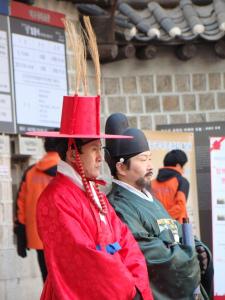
[104,113,213,300]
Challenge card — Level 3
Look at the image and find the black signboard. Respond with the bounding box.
[157,121,225,251]
[10,2,68,133]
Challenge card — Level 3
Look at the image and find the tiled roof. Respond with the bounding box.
[77,0,225,44]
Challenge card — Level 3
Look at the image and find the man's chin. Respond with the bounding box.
[135,177,150,190]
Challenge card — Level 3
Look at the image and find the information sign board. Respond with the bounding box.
[10,2,68,132]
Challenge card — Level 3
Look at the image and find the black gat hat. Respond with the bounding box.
[105,113,150,175]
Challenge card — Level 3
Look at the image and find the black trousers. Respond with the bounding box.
[36,249,48,282]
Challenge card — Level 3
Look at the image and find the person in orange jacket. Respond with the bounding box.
[151,149,189,223]
[14,137,60,282]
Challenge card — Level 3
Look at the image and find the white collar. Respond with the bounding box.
[113,178,153,202]
[58,160,84,190]
[58,160,106,222]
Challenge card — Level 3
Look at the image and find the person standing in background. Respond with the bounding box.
[151,149,189,223]
[14,137,60,282]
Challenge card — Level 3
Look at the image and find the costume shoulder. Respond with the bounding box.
[108,183,202,300]
[108,184,148,232]
[37,174,154,300]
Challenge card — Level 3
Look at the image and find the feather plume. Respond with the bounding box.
[63,18,88,95]
[83,16,101,95]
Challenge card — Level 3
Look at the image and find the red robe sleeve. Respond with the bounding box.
[37,177,152,300]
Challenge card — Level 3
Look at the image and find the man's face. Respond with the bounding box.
[119,151,153,190]
[79,139,102,179]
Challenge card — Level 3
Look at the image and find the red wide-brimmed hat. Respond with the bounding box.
[26,95,132,140]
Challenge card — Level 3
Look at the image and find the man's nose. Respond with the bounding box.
[147,160,152,169]
[98,150,102,162]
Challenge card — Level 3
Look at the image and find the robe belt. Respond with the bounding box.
[96,242,121,255]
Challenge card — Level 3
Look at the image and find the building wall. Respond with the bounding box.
[99,46,225,129]
[35,0,225,129]
[1,0,225,299]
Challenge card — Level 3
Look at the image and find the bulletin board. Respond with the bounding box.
[10,1,68,133]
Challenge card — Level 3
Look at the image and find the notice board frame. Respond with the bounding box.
[10,1,68,133]
[157,121,225,251]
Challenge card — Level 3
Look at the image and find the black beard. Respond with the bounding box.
[135,177,151,191]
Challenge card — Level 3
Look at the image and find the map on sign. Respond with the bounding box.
[10,18,67,132]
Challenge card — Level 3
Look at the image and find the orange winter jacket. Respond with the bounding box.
[151,166,189,223]
[16,152,60,249]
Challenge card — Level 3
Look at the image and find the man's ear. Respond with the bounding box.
[116,161,127,177]
[176,163,185,175]
[66,149,76,163]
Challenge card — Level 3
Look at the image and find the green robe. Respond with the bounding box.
[108,182,210,300]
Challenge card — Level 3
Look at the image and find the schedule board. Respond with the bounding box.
[0,14,15,133]
[10,2,68,133]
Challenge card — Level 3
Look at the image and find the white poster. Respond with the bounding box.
[210,137,225,300]
[12,33,67,128]
[0,30,10,93]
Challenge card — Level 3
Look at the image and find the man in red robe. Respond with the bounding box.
[27,95,153,300]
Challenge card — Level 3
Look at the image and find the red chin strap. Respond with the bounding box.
[68,139,108,215]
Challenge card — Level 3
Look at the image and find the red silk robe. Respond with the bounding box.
[37,172,153,300]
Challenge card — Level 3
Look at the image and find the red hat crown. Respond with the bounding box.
[26,94,132,140]
[60,95,100,136]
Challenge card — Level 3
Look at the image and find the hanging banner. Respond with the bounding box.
[10,1,68,133]
[144,130,200,237]
[210,137,225,300]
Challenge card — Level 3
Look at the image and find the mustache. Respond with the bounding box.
[145,169,153,177]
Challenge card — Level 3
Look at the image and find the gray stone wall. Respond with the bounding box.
[1,1,225,299]
[98,47,225,130]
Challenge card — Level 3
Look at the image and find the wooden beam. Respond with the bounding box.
[215,40,225,59]
[116,43,136,60]
[175,44,197,61]
[122,0,179,9]
[136,45,157,59]
[71,0,112,7]
[65,0,179,9]
[88,15,115,43]
[192,0,212,5]
[98,44,119,62]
